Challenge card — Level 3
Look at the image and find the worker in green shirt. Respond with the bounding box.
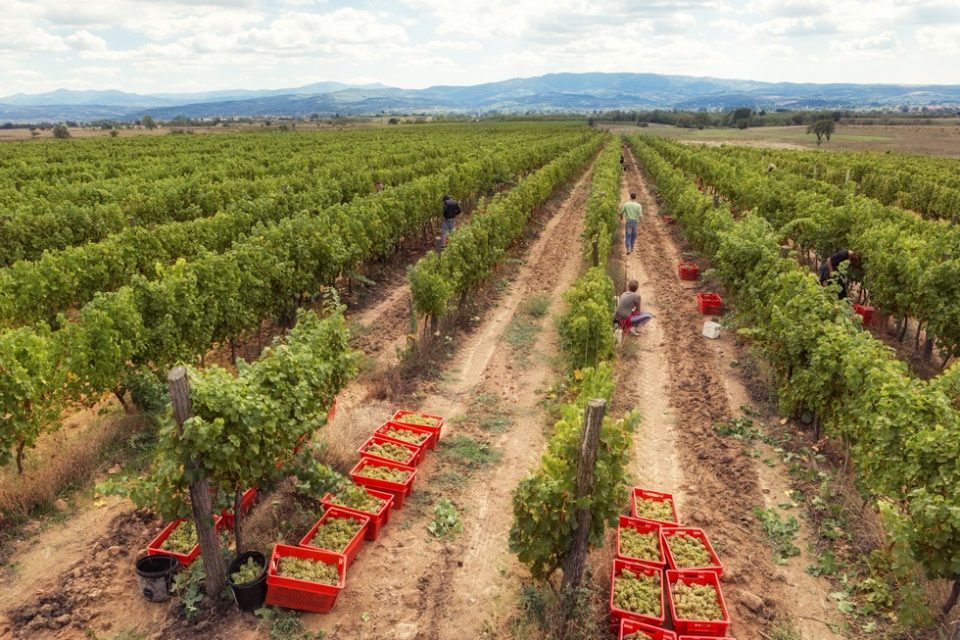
[620,192,643,254]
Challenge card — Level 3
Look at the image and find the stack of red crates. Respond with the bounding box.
[262,409,445,613]
[611,487,736,640]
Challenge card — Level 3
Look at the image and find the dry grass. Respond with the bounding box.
[317,399,396,475]
[0,409,148,521]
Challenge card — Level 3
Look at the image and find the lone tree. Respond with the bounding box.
[142,115,157,130]
[807,119,835,145]
[52,123,70,139]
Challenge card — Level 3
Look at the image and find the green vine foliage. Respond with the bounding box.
[631,135,960,590]
[582,142,622,262]
[132,302,357,522]
[558,267,616,370]
[509,365,639,580]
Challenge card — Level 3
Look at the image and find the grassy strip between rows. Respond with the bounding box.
[631,135,960,618]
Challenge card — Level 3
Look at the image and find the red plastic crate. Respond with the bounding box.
[265,544,346,613]
[299,507,369,568]
[696,293,723,315]
[630,488,680,527]
[146,516,224,567]
[852,303,875,326]
[326,398,338,423]
[221,487,258,530]
[664,215,676,224]
[678,637,737,640]
[391,410,444,447]
[320,487,394,541]
[620,619,678,640]
[666,570,731,637]
[662,527,723,576]
[616,515,665,568]
[609,558,665,630]
[359,434,424,467]
[349,458,417,509]
[375,420,436,451]
[678,263,700,281]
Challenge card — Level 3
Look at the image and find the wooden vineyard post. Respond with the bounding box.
[561,399,607,596]
[167,366,227,596]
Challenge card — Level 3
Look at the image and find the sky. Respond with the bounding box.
[1,0,959,96]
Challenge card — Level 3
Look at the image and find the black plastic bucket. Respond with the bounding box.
[227,551,267,611]
[136,555,179,602]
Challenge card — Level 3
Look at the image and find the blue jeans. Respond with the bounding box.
[441,217,457,244]
[625,219,638,252]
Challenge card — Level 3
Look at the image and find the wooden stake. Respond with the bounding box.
[167,367,227,596]
[561,399,607,595]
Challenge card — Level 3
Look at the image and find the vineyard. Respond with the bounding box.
[2,122,960,640]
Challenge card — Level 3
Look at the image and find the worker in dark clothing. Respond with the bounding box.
[819,249,860,299]
[441,194,461,246]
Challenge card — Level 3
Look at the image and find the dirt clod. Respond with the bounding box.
[739,590,765,613]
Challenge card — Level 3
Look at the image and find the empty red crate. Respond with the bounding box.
[349,458,417,509]
[610,558,665,630]
[221,487,258,529]
[678,263,700,281]
[376,420,436,451]
[391,410,444,447]
[852,304,875,325]
[696,293,723,315]
[321,487,394,541]
[299,507,369,568]
[666,570,731,637]
[662,528,723,576]
[620,619,678,640]
[359,434,424,467]
[264,544,346,613]
[630,488,680,527]
[147,516,224,567]
[617,515,665,568]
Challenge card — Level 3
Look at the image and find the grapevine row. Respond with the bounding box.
[0,128,598,474]
[407,136,604,321]
[631,135,960,604]
[0,127,578,328]
[511,139,637,581]
[644,136,960,367]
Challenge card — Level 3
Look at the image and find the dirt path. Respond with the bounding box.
[618,145,843,640]
[308,163,594,640]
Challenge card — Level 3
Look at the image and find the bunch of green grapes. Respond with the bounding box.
[230,557,263,585]
[330,484,384,513]
[671,581,722,621]
[399,413,439,427]
[613,569,661,616]
[620,528,660,562]
[306,516,364,552]
[277,556,339,585]
[623,633,654,640]
[634,497,674,523]
[668,534,712,568]
[162,521,199,554]
[383,427,429,445]
[356,464,411,483]
[366,441,413,462]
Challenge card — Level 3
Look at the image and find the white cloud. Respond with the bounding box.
[916,24,960,55]
[755,16,839,37]
[832,30,899,52]
[65,30,107,50]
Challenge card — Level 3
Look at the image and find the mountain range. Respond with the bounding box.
[2,72,959,122]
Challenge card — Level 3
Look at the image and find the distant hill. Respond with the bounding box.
[1,73,958,122]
